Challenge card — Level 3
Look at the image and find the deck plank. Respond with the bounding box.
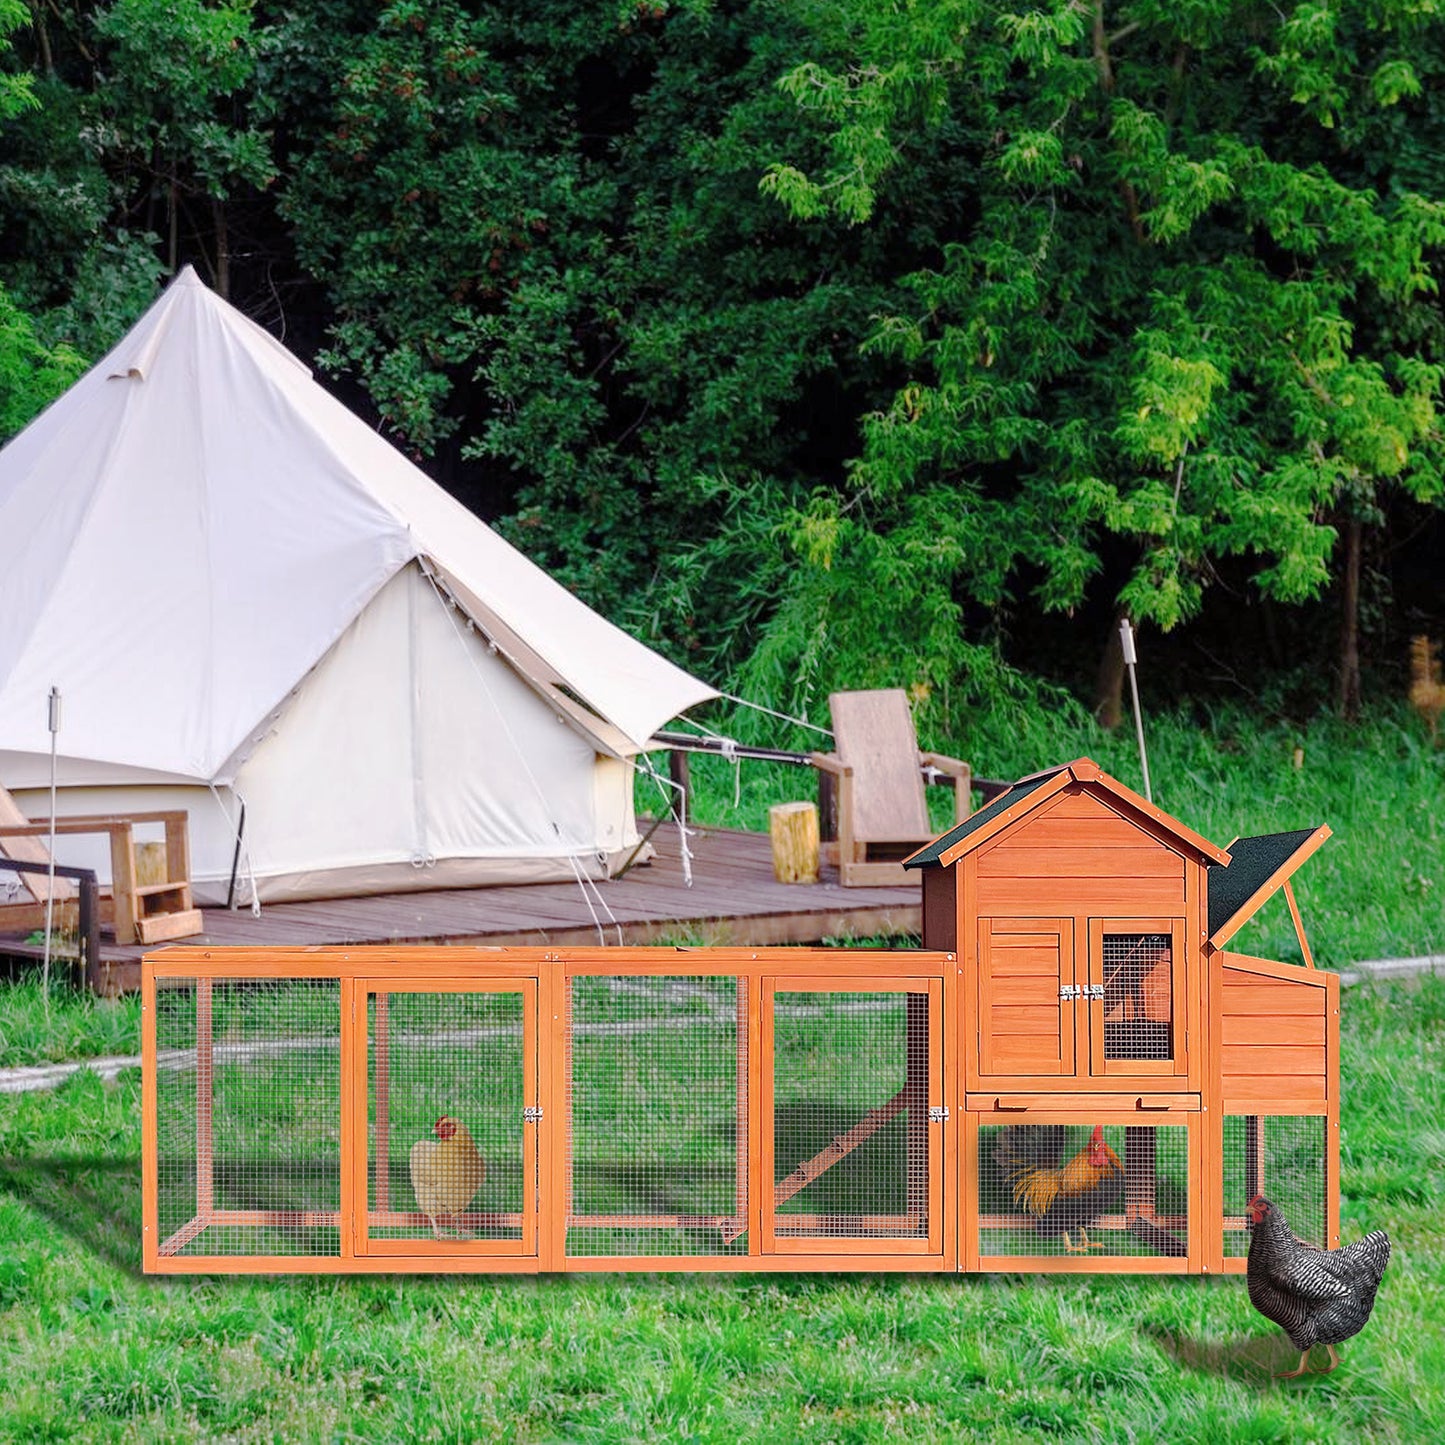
[1,826,924,992]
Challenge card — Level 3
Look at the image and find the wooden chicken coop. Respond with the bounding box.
[141,759,1338,1276]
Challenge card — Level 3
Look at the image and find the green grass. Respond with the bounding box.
[0,976,1441,1440]
[677,701,1445,968]
[0,708,1440,1439]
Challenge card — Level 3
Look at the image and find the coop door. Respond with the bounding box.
[356,979,538,1258]
[761,978,944,1257]
[1086,919,1188,1077]
[976,918,1078,1078]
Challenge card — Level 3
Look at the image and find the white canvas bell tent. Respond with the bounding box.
[0,267,717,903]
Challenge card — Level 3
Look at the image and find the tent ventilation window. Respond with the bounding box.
[1100,932,1173,1061]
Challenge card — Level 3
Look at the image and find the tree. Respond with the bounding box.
[0,0,87,436]
[758,0,1445,722]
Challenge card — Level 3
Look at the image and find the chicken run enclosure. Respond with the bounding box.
[142,760,1341,1276]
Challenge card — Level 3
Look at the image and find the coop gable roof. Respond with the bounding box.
[1207,826,1332,947]
[904,758,1231,870]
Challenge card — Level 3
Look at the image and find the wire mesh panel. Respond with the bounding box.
[566,975,748,1257]
[770,988,930,1243]
[154,977,342,1257]
[1100,933,1175,1061]
[366,988,528,1249]
[977,1122,1189,1260]
[1223,1114,1327,1258]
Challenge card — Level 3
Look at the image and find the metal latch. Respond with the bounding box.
[1084,984,1105,1000]
[523,1106,543,1123]
[929,1106,950,1123]
[1059,984,1080,1001]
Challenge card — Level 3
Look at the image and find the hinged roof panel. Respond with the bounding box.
[1207,826,1332,947]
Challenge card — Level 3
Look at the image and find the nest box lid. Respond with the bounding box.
[1206,826,1332,947]
[904,758,1230,871]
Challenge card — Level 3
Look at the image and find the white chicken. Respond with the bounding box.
[408,1115,486,1238]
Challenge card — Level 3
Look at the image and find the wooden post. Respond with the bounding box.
[906,991,929,1229]
[667,749,690,819]
[768,802,819,884]
[374,992,390,1213]
[109,822,138,945]
[196,978,214,1220]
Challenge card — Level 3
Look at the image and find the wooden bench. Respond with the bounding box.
[0,809,203,944]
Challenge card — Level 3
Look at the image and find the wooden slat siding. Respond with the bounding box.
[977,848,1181,879]
[989,978,1062,1006]
[998,814,1158,849]
[989,1006,1060,1034]
[988,940,1062,971]
[1222,1014,1325,1046]
[1220,1045,1325,1077]
[976,877,1186,912]
[1219,981,1326,1015]
[1225,1078,1327,1108]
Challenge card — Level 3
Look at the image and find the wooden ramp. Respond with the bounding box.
[0,825,922,994]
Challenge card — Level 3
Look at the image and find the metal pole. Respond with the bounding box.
[1119,619,1152,804]
[42,686,61,1011]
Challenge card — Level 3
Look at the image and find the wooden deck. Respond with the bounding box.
[1,825,923,994]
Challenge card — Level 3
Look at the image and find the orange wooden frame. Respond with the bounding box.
[140,940,1335,1278]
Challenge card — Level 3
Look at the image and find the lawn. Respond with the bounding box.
[0,706,1441,1441]
[0,973,1439,1441]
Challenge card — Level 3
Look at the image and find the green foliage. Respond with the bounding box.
[754,0,1445,706]
[0,283,86,437]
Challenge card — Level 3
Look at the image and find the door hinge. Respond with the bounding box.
[929,1105,950,1123]
[1059,984,1080,1001]
[1083,984,1105,1000]
[523,1106,543,1124]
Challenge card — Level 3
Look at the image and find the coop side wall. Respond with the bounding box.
[1208,949,1339,1273]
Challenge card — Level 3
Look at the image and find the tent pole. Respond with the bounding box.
[226,799,246,910]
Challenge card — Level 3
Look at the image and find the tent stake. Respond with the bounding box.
[1119,620,1152,804]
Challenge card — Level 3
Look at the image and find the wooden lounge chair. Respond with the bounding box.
[811,689,972,886]
[0,784,203,944]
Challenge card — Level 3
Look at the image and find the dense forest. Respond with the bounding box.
[2,0,1443,741]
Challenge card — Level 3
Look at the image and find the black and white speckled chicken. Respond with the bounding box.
[1246,1194,1391,1378]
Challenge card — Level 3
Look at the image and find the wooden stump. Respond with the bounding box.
[769,802,819,884]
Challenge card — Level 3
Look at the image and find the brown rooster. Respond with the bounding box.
[1246,1194,1390,1378]
[1409,635,1445,745]
[996,1123,1124,1252]
[409,1115,486,1238]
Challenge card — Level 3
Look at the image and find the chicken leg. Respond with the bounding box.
[1275,1342,1340,1379]
[1062,1227,1105,1253]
